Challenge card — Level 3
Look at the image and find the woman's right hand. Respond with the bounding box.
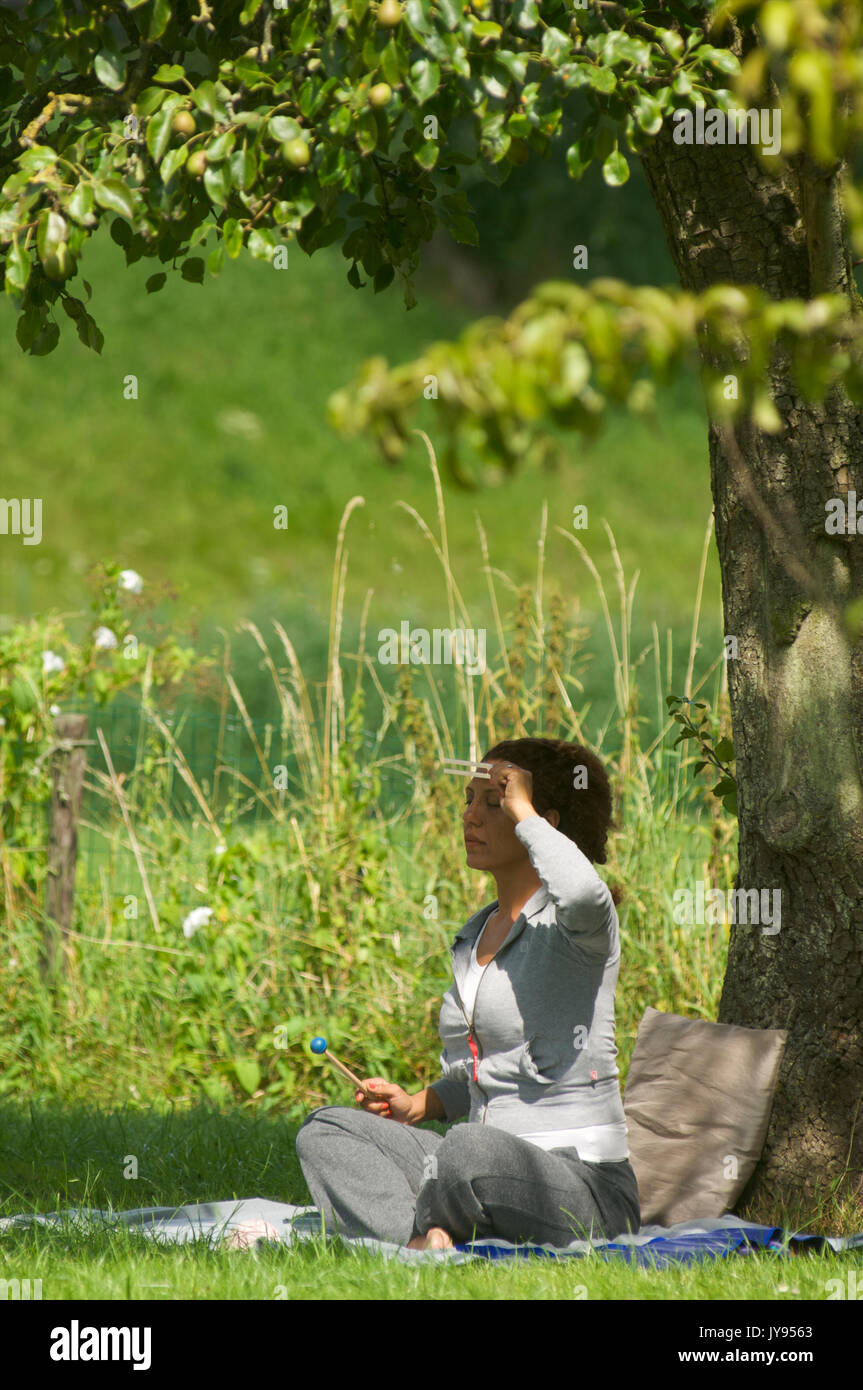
[355,1079,417,1124]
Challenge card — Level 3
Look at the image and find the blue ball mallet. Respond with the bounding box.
[310,1036,389,1112]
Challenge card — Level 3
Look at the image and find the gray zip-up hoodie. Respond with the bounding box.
[429,814,630,1145]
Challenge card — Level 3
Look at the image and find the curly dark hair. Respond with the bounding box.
[482,737,624,908]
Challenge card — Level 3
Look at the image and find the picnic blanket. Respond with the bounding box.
[2,1199,861,1266]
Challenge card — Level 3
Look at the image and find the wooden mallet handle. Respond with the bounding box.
[316,1041,391,1115]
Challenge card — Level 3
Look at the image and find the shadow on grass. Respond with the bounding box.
[0,1099,315,1217]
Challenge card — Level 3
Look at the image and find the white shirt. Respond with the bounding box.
[461,917,629,1163]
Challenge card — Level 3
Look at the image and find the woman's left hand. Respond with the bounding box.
[491,762,535,823]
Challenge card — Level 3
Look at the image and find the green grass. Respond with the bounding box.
[0,1103,858,1300]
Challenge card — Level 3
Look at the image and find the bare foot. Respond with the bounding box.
[407,1226,453,1250]
[225,1219,282,1251]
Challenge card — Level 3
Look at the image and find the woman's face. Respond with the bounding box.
[462,758,531,871]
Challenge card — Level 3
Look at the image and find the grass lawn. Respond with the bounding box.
[1,1102,858,1302]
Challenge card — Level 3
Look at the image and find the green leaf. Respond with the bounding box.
[147,0,172,41]
[94,50,127,91]
[15,307,41,349]
[542,27,571,64]
[110,216,132,247]
[145,272,167,293]
[514,0,540,31]
[75,310,104,353]
[234,57,269,88]
[18,146,60,175]
[408,59,440,104]
[657,28,685,58]
[441,211,478,246]
[93,178,135,218]
[181,256,205,283]
[65,181,95,225]
[153,63,186,84]
[355,110,377,155]
[373,263,394,293]
[136,86,168,118]
[697,45,741,76]
[28,320,60,355]
[495,49,528,84]
[290,7,317,53]
[206,131,236,163]
[436,0,460,28]
[0,206,17,242]
[160,144,188,182]
[208,244,225,276]
[473,19,502,39]
[713,776,737,798]
[222,217,243,258]
[634,94,663,135]
[269,115,302,142]
[37,209,67,263]
[234,1058,261,1095]
[235,142,259,191]
[146,97,183,165]
[247,227,277,260]
[414,141,438,170]
[203,161,231,207]
[602,148,629,186]
[714,737,735,761]
[380,39,405,86]
[5,240,29,294]
[192,80,220,116]
[566,137,592,179]
[585,65,617,94]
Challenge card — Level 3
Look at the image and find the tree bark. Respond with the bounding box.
[639,109,863,1219]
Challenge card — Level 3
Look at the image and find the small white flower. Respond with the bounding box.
[216,408,262,440]
[93,626,118,651]
[50,704,61,716]
[182,906,214,939]
[118,569,144,594]
[42,650,65,675]
[215,845,227,856]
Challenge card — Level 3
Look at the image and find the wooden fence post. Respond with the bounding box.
[41,713,89,981]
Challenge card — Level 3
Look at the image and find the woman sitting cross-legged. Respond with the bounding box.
[295,737,641,1252]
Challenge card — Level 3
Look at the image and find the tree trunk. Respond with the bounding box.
[639,109,863,1218]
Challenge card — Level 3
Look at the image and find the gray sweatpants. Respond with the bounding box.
[296,1106,641,1249]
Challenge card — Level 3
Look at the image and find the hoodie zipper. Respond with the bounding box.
[460,973,488,1120]
[454,911,503,1121]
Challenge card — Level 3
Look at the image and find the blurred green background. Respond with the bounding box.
[0,140,722,733]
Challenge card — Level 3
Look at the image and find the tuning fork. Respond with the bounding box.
[441,758,493,779]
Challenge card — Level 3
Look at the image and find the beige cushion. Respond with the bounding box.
[622,1006,788,1226]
